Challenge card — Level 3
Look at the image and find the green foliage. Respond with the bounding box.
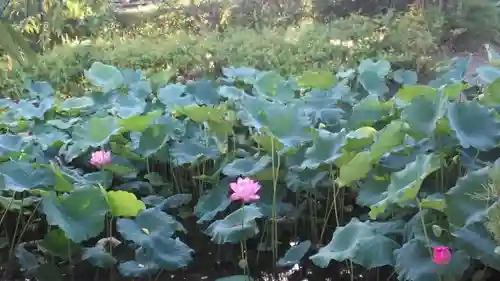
[5,44,500,280]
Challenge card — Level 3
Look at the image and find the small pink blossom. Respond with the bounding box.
[229,177,260,203]
[432,246,452,265]
[90,150,111,168]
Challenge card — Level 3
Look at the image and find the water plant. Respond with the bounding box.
[1,46,500,281]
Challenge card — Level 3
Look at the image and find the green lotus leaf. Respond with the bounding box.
[253,71,285,97]
[483,78,500,105]
[300,129,347,170]
[41,187,109,243]
[0,134,24,156]
[394,239,470,281]
[117,181,153,195]
[84,62,124,92]
[194,180,231,223]
[401,94,447,136]
[285,169,328,192]
[59,97,95,111]
[420,193,446,212]
[72,116,121,148]
[298,70,336,89]
[119,111,162,133]
[38,229,80,260]
[34,127,70,150]
[49,163,73,193]
[447,100,500,151]
[118,247,160,277]
[370,120,406,161]
[277,240,311,267]
[13,99,52,120]
[135,119,184,157]
[26,81,53,99]
[223,156,271,177]
[310,218,399,268]
[359,71,389,96]
[344,127,377,150]
[157,83,195,109]
[116,207,184,246]
[337,151,373,187]
[111,95,146,119]
[106,190,146,217]
[218,85,247,100]
[169,137,220,166]
[47,118,81,130]
[206,204,263,244]
[445,166,491,227]
[215,275,254,281]
[369,154,441,219]
[103,155,137,177]
[358,59,391,78]
[476,65,500,84]
[147,235,193,270]
[453,221,500,270]
[185,80,220,105]
[395,85,437,104]
[163,194,192,209]
[223,67,258,82]
[82,245,117,268]
[348,95,390,128]
[393,69,418,85]
[0,161,55,192]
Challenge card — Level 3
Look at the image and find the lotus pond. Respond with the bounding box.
[3,47,500,281]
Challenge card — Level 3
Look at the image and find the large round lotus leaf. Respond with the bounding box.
[298,70,336,89]
[116,207,185,247]
[148,236,193,270]
[194,180,231,223]
[118,247,160,277]
[119,111,162,133]
[223,155,271,177]
[337,151,373,187]
[169,137,220,166]
[38,229,80,260]
[369,120,406,161]
[157,83,195,110]
[84,62,124,92]
[277,240,311,267]
[41,187,109,243]
[72,116,121,148]
[0,160,55,192]
[348,95,391,128]
[395,85,437,104]
[445,166,491,227]
[110,95,146,119]
[186,80,220,105]
[135,119,184,157]
[300,129,347,170]
[60,97,95,112]
[394,239,470,281]
[82,245,117,268]
[0,134,24,156]
[393,69,418,85]
[369,154,441,219]
[218,85,246,100]
[106,190,146,217]
[310,218,399,268]
[12,99,52,120]
[452,221,500,270]
[447,100,500,151]
[359,71,389,97]
[206,204,263,244]
[401,94,447,136]
[358,59,391,78]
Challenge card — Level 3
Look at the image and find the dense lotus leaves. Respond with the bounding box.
[299,129,347,170]
[25,81,54,99]
[394,85,437,105]
[344,127,377,150]
[297,71,336,89]
[252,71,286,97]
[223,156,271,177]
[393,69,418,85]
[32,126,70,150]
[222,67,258,84]
[277,240,311,267]
[429,56,470,87]
[106,190,146,217]
[401,94,447,136]
[452,221,500,270]
[447,100,500,151]
[0,134,24,156]
[359,71,390,97]
[358,59,391,78]
[72,116,121,148]
[337,151,373,187]
[110,94,146,119]
[370,120,406,161]
[285,169,329,192]
[218,85,246,100]
[117,181,153,195]
[82,245,117,268]
[206,204,263,244]
[483,78,500,105]
[134,118,185,157]
[348,95,391,128]
[41,187,109,243]
[310,218,399,268]
[38,229,80,259]
[157,83,196,110]
[194,180,232,223]
[0,160,55,191]
[444,167,492,227]
[476,65,500,84]
[10,99,53,120]
[394,239,470,281]
[369,154,441,219]
[169,137,220,166]
[60,97,95,111]
[185,80,220,105]
[119,111,162,133]
[117,207,185,246]
[118,247,160,277]
[147,236,193,270]
[84,62,124,92]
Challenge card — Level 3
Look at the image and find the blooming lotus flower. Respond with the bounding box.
[229,177,260,203]
[432,246,452,265]
[90,150,112,168]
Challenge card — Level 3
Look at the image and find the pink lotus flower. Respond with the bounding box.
[229,177,260,203]
[432,246,452,265]
[90,150,111,168]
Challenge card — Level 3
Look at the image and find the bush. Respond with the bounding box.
[0,10,442,97]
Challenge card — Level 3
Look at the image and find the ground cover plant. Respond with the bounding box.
[2,45,500,281]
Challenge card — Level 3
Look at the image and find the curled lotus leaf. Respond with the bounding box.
[84,62,124,92]
[300,129,347,170]
[206,204,263,244]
